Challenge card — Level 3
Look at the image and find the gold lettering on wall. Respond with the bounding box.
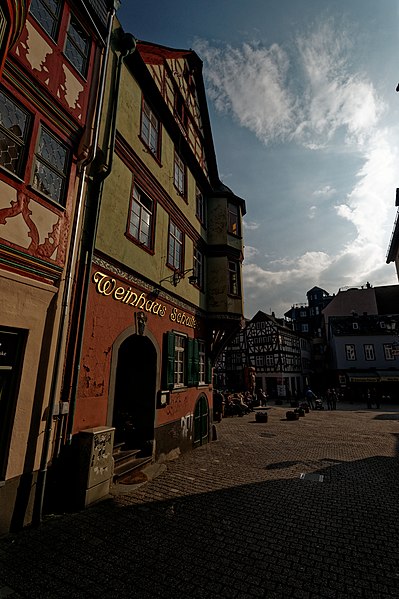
[92,271,194,327]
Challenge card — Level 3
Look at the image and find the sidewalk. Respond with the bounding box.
[1,405,399,598]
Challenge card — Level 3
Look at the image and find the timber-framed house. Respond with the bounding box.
[217,311,311,398]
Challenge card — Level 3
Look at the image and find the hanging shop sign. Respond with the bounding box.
[92,271,198,329]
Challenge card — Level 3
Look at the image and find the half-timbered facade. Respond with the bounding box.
[217,311,311,398]
[0,0,113,533]
[60,30,246,492]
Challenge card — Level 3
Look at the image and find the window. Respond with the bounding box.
[30,0,61,39]
[196,186,205,223]
[384,344,394,361]
[265,355,274,367]
[352,322,359,330]
[174,150,186,196]
[140,99,160,157]
[227,202,239,235]
[193,247,204,289]
[32,127,69,205]
[175,93,187,128]
[198,340,206,384]
[300,310,307,317]
[0,90,31,177]
[164,332,210,389]
[364,344,375,361]
[64,14,90,77]
[255,355,264,368]
[228,260,239,296]
[345,344,356,361]
[301,324,309,333]
[174,334,186,386]
[168,221,183,271]
[128,183,153,248]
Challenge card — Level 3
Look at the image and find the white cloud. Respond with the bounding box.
[243,220,260,230]
[244,246,260,260]
[194,38,296,143]
[194,20,397,318]
[313,185,336,198]
[195,20,384,148]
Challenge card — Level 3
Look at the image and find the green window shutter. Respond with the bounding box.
[163,331,175,389]
[186,337,194,386]
[205,356,212,384]
[192,339,199,386]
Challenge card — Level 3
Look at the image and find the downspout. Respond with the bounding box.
[64,29,137,444]
[33,3,119,526]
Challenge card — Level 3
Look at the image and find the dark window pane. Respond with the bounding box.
[30,0,61,39]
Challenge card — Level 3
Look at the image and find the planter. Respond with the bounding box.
[255,412,268,423]
[286,410,299,421]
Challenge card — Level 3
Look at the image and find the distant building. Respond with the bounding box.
[216,311,311,398]
[322,284,399,401]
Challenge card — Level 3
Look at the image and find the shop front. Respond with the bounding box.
[73,265,213,465]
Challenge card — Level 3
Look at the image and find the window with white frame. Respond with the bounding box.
[383,344,394,361]
[364,344,375,361]
[32,126,69,205]
[128,183,153,248]
[255,355,264,368]
[30,0,62,39]
[345,344,356,361]
[64,13,90,77]
[193,246,204,289]
[265,354,274,367]
[198,340,206,384]
[174,334,186,386]
[0,90,31,177]
[174,150,185,196]
[168,221,183,270]
[140,99,160,157]
[228,260,239,296]
[196,186,205,223]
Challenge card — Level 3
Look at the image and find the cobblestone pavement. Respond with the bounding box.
[1,402,399,599]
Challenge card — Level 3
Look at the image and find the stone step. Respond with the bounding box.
[113,455,152,482]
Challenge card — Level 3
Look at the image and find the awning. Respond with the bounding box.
[347,372,379,383]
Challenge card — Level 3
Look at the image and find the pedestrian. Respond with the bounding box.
[256,387,267,407]
[326,389,333,410]
[305,388,316,410]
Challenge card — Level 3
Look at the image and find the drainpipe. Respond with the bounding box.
[64,30,137,444]
[33,3,120,526]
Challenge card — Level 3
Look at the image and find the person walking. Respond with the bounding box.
[305,388,317,410]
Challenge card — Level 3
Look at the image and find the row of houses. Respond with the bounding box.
[217,284,399,403]
[0,1,246,534]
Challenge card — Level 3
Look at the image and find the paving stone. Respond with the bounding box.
[1,403,399,598]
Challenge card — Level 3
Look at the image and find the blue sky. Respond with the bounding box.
[117,0,399,318]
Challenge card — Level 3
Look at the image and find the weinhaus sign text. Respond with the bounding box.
[93,271,198,329]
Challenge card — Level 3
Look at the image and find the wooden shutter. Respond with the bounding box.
[192,339,199,386]
[163,331,175,389]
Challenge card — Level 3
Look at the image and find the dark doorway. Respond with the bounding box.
[113,335,156,456]
[193,395,209,447]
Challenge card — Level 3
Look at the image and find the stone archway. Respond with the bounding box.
[112,334,157,456]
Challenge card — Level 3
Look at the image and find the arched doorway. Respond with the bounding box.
[112,334,157,456]
[193,395,209,447]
